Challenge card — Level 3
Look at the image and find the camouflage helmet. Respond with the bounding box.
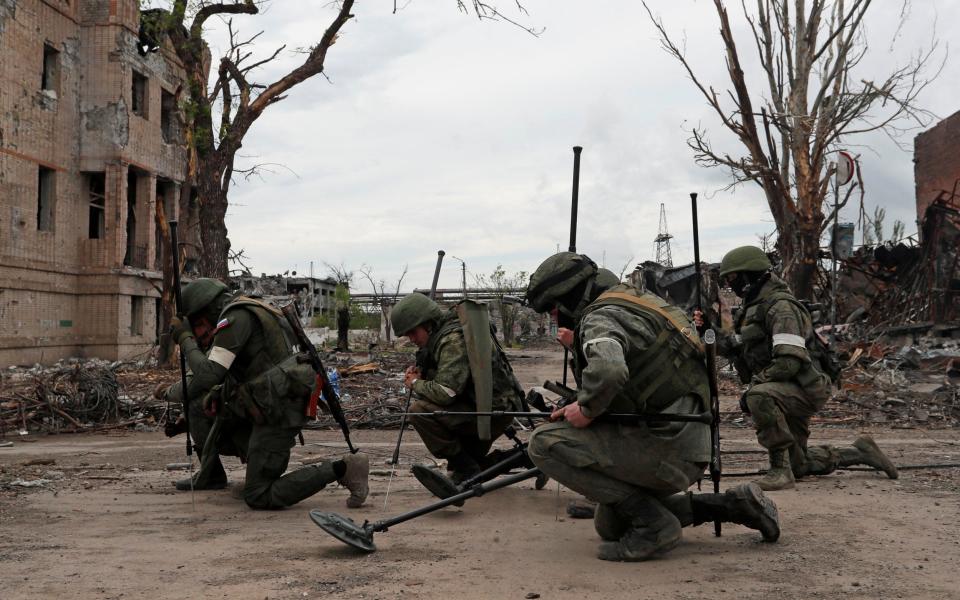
[180,278,229,317]
[526,252,598,313]
[719,246,772,277]
[595,267,620,290]
[391,293,443,336]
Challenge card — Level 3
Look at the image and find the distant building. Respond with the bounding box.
[0,1,188,366]
[914,109,960,229]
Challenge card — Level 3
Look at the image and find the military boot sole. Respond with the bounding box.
[853,437,899,479]
[728,483,780,542]
[174,478,227,491]
[411,464,464,507]
[597,532,680,562]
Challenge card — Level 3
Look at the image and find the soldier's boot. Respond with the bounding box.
[840,436,899,479]
[337,453,370,508]
[755,449,795,491]
[689,483,780,542]
[174,455,228,491]
[569,499,598,520]
[446,452,481,484]
[594,503,627,541]
[597,493,682,562]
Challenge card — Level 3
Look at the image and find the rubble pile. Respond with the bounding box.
[1,358,177,435]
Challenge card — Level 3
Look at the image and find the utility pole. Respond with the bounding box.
[654,203,674,267]
[452,256,467,300]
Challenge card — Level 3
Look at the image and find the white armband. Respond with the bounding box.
[208,346,237,369]
[772,333,806,349]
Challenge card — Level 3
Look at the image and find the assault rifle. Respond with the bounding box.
[280,303,357,454]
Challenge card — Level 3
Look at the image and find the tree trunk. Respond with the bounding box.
[196,159,231,280]
[154,192,177,367]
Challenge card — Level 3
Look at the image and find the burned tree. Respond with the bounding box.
[645,0,940,298]
[142,0,356,280]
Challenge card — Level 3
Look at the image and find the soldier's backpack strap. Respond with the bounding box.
[220,297,293,364]
[585,290,706,410]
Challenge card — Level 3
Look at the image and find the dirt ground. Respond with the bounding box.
[2,348,959,600]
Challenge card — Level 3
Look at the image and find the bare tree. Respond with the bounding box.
[644,0,941,298]
[324,261,355,288]
[359,264,409,343]
[142,0,356,280]
[474,265,527,346]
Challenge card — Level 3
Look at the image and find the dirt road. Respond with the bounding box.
[2,349,959,599]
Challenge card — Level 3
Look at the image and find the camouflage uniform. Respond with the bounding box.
[718,247,898,490]
[165,281,367,509]
[526,254,781,561]
[409,309,523,472]
[724,273,841,476]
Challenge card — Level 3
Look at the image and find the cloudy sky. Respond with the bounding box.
[198,0,958,292]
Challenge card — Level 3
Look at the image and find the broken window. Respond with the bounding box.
[86,172,106,239]
[123,169,147,268]
[131,69,148,118]
[161,89,177,143]
[37,166,55,232]
[42,44,59,93]
[130,296,144,336]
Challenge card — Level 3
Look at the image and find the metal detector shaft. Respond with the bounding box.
[458,445,530,490]
[563,146,583,388]
[401,410,713,425]
[373,468,543,532]
[691,192,722,537]
[169,221,192,457]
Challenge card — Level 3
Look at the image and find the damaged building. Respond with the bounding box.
[0,0,187,367]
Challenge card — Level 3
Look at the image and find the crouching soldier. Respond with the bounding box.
[159,278,369,510]
[391,293,524,492]
[704,246,898,490]
[526,253,781,562]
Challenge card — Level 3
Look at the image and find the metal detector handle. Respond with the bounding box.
[690,192,722,537]
[169,221,192,457]
[563,146,583,387]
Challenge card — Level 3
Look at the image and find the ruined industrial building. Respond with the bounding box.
[0,0,187,367]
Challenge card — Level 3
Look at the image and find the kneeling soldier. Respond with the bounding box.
[392,293,524,489]
[160,278,368,509]
[526,253,780,562]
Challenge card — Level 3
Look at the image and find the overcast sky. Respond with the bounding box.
[199,0,958,292]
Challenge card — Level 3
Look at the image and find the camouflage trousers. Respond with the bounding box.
[187,395,338,510]
[527,420,707,505]
[409,398,513,462]
[744,381,843,476]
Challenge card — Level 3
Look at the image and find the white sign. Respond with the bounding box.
[836,151,855,186]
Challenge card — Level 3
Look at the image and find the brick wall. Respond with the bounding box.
[0,0,186,367]
[914,109,960,223]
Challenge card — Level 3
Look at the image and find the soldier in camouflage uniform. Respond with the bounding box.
[526,253,781,562]
[391,293,523,485]
[711,246,898,491]
[160,278,369,509]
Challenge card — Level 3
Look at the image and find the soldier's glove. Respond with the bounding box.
[170,315,193,345]
[153,382,169,400]
[739,390,751,415]
[164,415,187,437]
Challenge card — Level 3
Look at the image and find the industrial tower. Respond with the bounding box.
[654,203,673,267]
